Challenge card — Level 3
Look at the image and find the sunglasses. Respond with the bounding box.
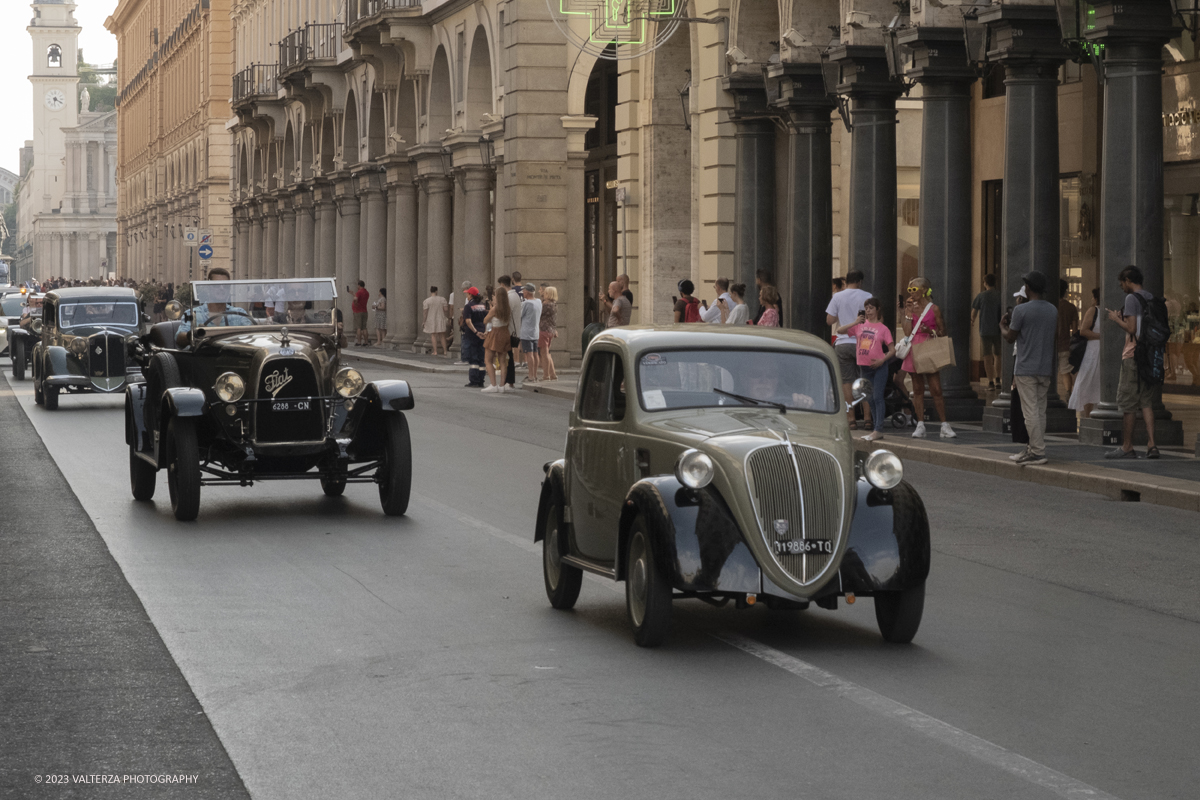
[906,286,923,293]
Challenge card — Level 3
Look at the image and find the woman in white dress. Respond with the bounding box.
[1068,288,1102,417]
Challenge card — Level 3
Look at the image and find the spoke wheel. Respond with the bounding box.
[874,581,925,644]
[625,517,672,648]
[129,440,156,501]
[11,339,24,380]
[542,499,582,610]
[166,417,201,521]
[377,413,412,516]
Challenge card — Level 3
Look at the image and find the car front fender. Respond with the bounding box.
[341,380,414,461]
[617,476,760,594]
[839,479,931,595]
[42,346,79,379]
[125,383,149,449]
[365,379,415,411]
[534,460,567,546]
[164,387,206,417]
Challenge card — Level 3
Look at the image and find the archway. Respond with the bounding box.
[266,143,278,191]
[465,27,492,129]
[344,91,360,166]
[428,46,453,138]
[300,125,314,181]
[582,46,618,325]
[283,124,296,185]
[367,91,386,160]
[320,117,336,174]
[239,145,249,193]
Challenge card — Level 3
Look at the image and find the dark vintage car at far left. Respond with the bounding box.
[31,287,146,410]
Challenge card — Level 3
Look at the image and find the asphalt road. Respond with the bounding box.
[3,358,1199,800]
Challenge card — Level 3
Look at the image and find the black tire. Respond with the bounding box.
[542,497,582,610]
[166,417,201,521]
[129,440,156,501]
[320,466,347,497]
[145,352,182,435]
[43,383,59,411]
[874,581,925,644]
[625,516,672,647]
[33,373,43,405]
[11,339,24,381]
[377,413,412,516]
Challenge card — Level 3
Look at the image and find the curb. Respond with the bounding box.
[854,437,1200,514]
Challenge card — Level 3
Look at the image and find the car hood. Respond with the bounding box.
[645,408,849,450]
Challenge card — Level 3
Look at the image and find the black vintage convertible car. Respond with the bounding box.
[126,277,414,521]
[30,287,146,408]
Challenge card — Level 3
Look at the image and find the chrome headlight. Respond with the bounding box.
[864,449,903,490]
[214,372,245,403]
[675,449,714,490]
[69,337,88,355]
[164,300,184,321]
[335,367,365,398]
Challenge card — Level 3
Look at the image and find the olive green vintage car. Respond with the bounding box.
[535,326,930,647]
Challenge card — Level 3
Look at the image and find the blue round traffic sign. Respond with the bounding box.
[198,244,213,260]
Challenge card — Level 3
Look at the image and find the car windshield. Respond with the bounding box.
[191,278,337,325]
[2,298,25,316]
[58,302,139,329]
[636,349,838,413]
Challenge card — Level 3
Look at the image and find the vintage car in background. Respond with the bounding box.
[29,287,146,409]
[1,288,33,368]
[126,277,414,521]
[535,326,930,647]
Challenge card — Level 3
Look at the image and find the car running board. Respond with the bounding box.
[561,554,617,580]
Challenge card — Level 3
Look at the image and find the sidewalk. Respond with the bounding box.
[343,346,581,380]
[519,376,1200,514]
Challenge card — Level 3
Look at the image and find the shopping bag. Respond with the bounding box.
[911,335,956,374]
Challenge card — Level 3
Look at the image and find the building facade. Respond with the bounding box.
[16,0,118,282]
[106,0,234,282]
[0,168,18,206]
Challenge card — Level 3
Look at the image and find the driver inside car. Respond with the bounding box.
[739,362,827,411]
[176,267,254,346]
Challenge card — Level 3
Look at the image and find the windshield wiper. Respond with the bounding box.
[713,387,786,414]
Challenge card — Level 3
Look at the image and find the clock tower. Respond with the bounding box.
[27,0,81,217]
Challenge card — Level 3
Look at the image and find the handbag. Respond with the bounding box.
[1067,331,1087,373]
[912,334,956,374]
[894,303,933,361]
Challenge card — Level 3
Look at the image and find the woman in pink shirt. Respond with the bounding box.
[837,297,894,442]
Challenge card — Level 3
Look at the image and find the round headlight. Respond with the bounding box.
[335,367,366,398]
[214,372,245,403]
[164,300,184,321]
[69,337,88,355]
[864,449,904,490]
[675,449,715,490]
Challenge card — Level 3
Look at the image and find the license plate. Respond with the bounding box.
[773,539,832,556]
[270,399,312,412]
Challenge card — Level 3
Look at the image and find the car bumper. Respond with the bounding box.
[45,372,145,393]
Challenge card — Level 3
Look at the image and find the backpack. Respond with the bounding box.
[1132,293,1170,386]
[683,297,702,323]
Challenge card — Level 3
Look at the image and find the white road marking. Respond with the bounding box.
[716,633,1122,800]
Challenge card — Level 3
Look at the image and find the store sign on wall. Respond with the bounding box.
[1164,69,1200,162]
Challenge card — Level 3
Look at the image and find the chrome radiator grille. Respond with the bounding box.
[746,444,844,585]
[87,333,126,377]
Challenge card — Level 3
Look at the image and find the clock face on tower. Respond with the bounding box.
[44,89,66,110]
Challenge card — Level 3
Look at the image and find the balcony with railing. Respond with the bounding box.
[279,23,345,77]
[345,0,421,27]
[232,64,281,106]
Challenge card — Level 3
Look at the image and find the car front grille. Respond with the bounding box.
[254,357,324,443]
[87,334,127,380]
[746,443,844,585]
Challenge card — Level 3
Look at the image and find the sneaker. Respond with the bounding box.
[862,431,884,442]
[1146,446,1161,460]
[1105,447,1138,460]
[1015,451,1048,466]
[939,422,956,439]
[1008,448,1028,462]
[481,385,500,394]
[503,384,517,393]
[912,422,927,438]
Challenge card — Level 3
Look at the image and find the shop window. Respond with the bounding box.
[1059,175,1094,308]
[1163,187,1200,388]
[47,45,62,68]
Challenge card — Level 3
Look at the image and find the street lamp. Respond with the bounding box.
[678,69,692,131]
[439,147,453,178]
[478,135,494,168]
[819,30,853,132]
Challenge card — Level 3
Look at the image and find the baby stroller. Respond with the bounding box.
[884,358,917,429]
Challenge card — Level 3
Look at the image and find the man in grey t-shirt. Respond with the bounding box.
[1001,271,1058,465]
[606,281,631,327]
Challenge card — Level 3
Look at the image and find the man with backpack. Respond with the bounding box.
[1105,265,1167,459]
[673,280,702,323]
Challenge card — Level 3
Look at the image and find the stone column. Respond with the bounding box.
[769,64,837,335]
[359,171,388,307]
[335,181,360,321]
[315,182,338,280]
[384,158,418,349]
[296,192,315,279]
[461,166,494,298]
[723,78,775,318]
[279,200,297,279]
[415,175,431,351]
[980,6,1075,433]
[1080,0,1185,448]
[249,203,264,281]
[233,206,248,279]
[263,200,280,280]
[425,175,454,310]
[902,29,985,421]
[829,45,906,329]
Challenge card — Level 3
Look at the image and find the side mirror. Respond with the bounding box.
[31,319,42,335]
[851,377,871,402]
[164,300,183,321]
